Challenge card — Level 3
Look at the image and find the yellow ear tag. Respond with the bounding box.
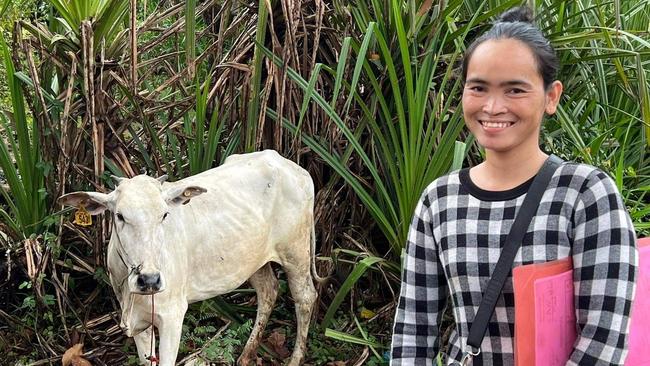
[74,204,92,226]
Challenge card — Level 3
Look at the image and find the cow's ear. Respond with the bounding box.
[58,192,113,215]
[164,185,207,206]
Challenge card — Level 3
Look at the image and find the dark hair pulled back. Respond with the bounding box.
[461,6,559,89]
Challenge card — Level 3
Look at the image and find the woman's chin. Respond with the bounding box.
[476,140,513,153]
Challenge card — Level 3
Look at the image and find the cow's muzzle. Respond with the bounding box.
[135,272,164,294]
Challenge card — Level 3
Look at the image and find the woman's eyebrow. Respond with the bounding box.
[465,77,488,85]
[500,80,532,88]
[466,78,533,88]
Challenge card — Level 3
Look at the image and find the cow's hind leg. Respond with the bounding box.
[283,261,317,366]
[134,326,155,365]
[238,262,279,366]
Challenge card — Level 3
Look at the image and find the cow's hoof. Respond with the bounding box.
[237,354,254,366]
[286,354,304,366]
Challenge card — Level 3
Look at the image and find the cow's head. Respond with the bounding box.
[58,175,206,295]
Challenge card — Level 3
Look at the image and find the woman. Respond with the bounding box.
[390,6,637,365]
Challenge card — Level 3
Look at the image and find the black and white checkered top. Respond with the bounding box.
[390,161,638,365]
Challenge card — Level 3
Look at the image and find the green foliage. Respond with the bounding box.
[183,77,238,176]
[321,252,390,328]
[245,0,270,152]
[317,309,390,365]
[44,0,129,54]
[202,320,252,363]
[0,0,12,17]
[181,317,253,364]
[0,35,49,238]
[307,326,359,364]
[537,0,650,234]
[266,0,496,257]
[0,0,41,109]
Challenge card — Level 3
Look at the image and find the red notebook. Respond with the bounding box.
[513,237,650,366]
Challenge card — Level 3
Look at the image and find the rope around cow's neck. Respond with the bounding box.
[147,294,158,365]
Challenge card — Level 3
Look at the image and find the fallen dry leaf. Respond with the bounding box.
[266,330,291,359]
[62,343,91,366]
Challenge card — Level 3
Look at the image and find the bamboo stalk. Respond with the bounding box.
[185,0,196,78]
[245,0,271,152]
[131,0,137,90]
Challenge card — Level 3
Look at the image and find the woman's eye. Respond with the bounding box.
[508,88,525,94]
[469,86,485,92]
[116,213,124,221]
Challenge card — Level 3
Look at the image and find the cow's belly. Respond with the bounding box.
[182,228,278,303]
[185,253,276,303]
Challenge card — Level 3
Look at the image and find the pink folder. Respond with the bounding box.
[534,269,576,366]
[625,237,650,366]
[513,237,649,366]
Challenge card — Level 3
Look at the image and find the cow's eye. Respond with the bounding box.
[116,213,124,221]
[162,212,169,221]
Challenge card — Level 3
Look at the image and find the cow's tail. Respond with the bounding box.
[310,223,329,283]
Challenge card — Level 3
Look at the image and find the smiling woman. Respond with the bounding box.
[391,6,638,366]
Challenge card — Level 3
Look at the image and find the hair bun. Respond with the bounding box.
[498,6,534,23]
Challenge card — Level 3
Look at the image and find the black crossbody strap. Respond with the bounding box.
[464,154,563,361]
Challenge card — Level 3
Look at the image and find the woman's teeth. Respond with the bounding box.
[481,121,512,128]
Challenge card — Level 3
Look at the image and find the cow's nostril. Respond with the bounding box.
[148,273,161,288]
[136,275,146,288]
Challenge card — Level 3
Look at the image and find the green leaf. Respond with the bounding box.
[320,256,384,328]
[324,328,383,348]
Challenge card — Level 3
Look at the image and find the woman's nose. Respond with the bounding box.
[482,95,507,114]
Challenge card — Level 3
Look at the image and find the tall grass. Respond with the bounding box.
[183,77,238,176]
[267,0,516,257]
[538,0,650,233]
[0,36,47,240]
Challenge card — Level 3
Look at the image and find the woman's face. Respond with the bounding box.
[462,38,562,155]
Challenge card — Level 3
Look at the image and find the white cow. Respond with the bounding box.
[59,150,319,366]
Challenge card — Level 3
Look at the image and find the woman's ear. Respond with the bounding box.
[545,80,563,115]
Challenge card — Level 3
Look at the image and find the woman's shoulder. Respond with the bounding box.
[421,169,464,201]
[554,159,619,194]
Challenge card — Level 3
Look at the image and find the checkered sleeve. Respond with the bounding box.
[568,170,638,365]
[390,190,447,366]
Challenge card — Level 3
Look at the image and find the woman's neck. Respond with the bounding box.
[470,148,548,191]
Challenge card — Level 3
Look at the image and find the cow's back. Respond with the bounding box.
[222,150,313,204]
[198,150,313,216]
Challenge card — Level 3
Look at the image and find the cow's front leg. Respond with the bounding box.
[157,305,187,366]
[134,326,156,365]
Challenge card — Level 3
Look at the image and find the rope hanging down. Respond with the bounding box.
[146,294,158,365]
